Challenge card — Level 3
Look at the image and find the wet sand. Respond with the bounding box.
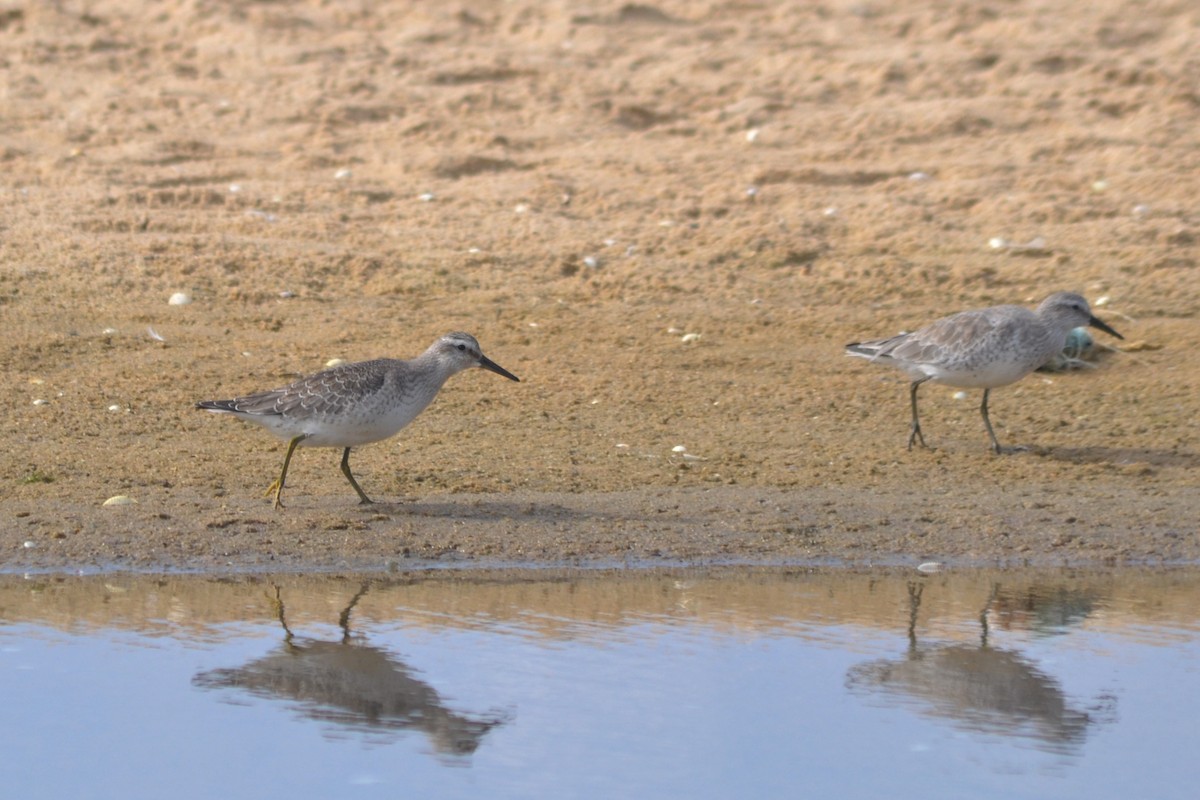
[2,1,1197,572]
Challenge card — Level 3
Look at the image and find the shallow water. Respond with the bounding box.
[2,568,1198,799]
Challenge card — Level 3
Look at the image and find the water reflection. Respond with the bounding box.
[989,584,1103,637]
[2,568,1199,799]
[846,582,1113,755]
[192,583,504,759]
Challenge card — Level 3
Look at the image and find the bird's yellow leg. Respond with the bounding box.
[264,435,306,509]
[340,447,373,505]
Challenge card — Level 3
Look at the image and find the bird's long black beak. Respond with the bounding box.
[480,356,520,382]
[1089,315,1124,340]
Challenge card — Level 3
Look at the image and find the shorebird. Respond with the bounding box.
[197,332,519,508]
[846,292,1122,453]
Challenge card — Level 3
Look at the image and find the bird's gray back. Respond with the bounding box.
[890,305,1057,371]
[225,359,410,419]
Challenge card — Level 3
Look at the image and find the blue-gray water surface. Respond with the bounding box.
[2,568,1198,799]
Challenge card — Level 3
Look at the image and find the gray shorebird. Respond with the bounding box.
[197,332,519,508]
[846,292,1122,453]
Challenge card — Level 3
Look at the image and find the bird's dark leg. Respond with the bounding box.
[338,583,371,643]
[340,447,373,505]
[907,378,931,450]
[265,434,306,509]
[979,388,1003,454]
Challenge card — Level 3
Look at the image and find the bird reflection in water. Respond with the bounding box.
[193,584,506,760]
[846,582,1115,756]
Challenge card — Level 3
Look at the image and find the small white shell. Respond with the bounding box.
[325,358,347,368]
[334,168,353,180]
[917,561,943,574]
[168,292,192,306]
[745,128,760,142]
[102,495,137,507]
[680,333,701,343]
[418,192,435,202]
[32,398,48,406]
[672,445,687,453]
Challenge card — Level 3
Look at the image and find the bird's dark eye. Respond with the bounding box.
[456,344,466,351]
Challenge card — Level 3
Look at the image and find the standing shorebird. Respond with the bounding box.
[846,292,1123,453]
[197,332,519,508]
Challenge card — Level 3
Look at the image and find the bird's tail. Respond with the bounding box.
[195,399,239,413]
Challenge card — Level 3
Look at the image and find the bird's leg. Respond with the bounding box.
[907,379,930,450]
[979,388,1003,454]
[266,584,295,644]
[340,447,374,505]
[264,434,306,510]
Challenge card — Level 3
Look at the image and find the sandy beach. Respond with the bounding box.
[2,0,1197,572]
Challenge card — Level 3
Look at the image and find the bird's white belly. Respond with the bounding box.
[306,400,431,447]
[923,358,1039,389]
[247,393,436,448]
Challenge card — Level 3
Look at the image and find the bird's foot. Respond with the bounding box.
[907,427,930,450]
[264,479,286,509]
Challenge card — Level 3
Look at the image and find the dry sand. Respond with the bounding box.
[1,1,1197,572]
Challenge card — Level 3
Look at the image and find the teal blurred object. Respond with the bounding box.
[1039,326,1096,372]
